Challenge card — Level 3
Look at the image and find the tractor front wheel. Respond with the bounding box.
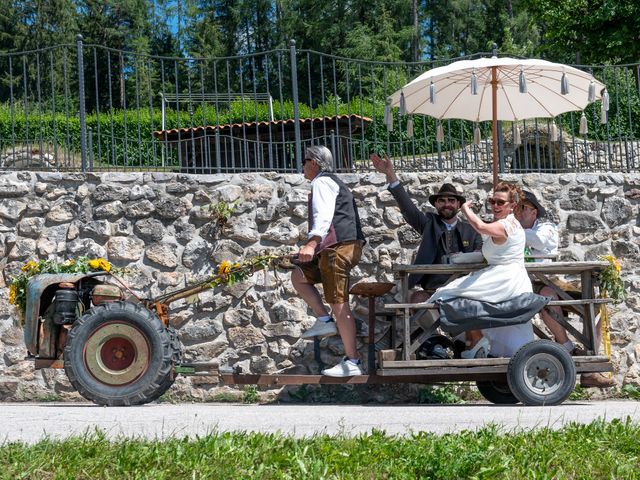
[64,301,181,406]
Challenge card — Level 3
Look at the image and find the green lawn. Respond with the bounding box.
[1,419,638,479]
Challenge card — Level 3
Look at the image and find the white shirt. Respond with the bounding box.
[443,219,458,231]
[308,173,339,241]
[525,220,558,260]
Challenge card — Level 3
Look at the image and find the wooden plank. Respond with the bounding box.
[378,349,400,361]
[545,307,589,347]
[575,363,613,374]
[573,355,610,363]
[218,373,493,385]
[376,370,507,381]
[402,307,411,361]
[382,358,510,368]
[547,299,612,305]
[533,324,551,340]
[385,303,437,309]
[385,299,611,311]
[378,366,509,376]
[393,261,608,275]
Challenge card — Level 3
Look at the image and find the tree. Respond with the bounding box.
[528,0,640,64]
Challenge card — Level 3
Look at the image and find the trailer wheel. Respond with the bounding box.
[476,381,519,404]
[64,301,182,406]
[507,340,576,406]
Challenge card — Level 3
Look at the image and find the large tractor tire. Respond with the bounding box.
[63,301,182,406]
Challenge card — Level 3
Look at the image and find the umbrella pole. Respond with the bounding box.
[491,66,498,189]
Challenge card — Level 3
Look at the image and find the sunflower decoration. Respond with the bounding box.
[210,254,282,288]
[8,257,117,318]
[88,258,112,272]
[598,255,626,302]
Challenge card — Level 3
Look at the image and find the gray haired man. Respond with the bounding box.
[292,145,367,377]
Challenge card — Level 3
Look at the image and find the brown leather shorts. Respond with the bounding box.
[298,240,363,304]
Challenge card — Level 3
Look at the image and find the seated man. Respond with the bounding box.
[516,190,614,388]
[370,153,482,303]
[292,145,366,377]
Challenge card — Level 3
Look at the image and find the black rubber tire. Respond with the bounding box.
[506,340,576,406]
[63,301,182,406]
[476,380,520,404]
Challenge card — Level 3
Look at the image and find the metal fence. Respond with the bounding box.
[1,35,639,174]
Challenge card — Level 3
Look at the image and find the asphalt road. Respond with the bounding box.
[1,401,639,444]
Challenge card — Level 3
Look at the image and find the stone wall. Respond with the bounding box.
[1,170,639,402]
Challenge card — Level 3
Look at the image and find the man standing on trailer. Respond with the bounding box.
[292,145,367,377]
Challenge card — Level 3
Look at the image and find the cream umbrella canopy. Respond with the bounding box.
[388,56,607,186]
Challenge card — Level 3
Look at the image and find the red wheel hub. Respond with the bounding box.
[100,337,136,371]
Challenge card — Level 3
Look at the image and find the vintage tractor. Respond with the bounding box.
[22,270,243,406]
[22,254,293,405]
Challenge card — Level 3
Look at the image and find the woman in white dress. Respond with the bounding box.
[427,182,533,357]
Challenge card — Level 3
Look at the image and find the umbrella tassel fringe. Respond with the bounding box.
[579,113,588,135]
[514,127,522,146]
[384,103,393,132]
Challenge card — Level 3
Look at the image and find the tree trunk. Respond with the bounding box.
[412,0,419,62]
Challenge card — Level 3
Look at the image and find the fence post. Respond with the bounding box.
[330,130,336,162]
[88,127,93,171]
[76,34,89,172]
[289,39,302,172]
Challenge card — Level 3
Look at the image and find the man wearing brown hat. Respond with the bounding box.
[516,190,614,388]
[371,154,482,302]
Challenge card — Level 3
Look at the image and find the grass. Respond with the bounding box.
[0,419,639,479]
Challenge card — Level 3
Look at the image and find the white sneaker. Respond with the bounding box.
[322,357,363,377]
[460,337,490,359]
[301,319,338,339]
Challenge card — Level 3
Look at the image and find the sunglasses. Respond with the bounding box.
[519,204,537,212]
[488,198,508,206]
[303,157,314,164]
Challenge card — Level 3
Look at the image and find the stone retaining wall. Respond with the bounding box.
[1,170,639,402]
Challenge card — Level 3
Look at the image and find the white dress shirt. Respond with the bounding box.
[525,220,558,260]
[308,173,339,241]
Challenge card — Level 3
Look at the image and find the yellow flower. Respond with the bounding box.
[21,261,38,272]
[613,259,621,273]
[218,260,232,275]
[8,284,17,305]
[233,262,241,269]
[601,255,622,273]
[98,258,112,272]
[88,258,112,272]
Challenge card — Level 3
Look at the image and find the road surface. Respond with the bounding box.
[1,401,638,444]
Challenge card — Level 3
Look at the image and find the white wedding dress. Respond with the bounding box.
[428,214,534,356]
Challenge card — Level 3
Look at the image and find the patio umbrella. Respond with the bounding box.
[388,56,607,187]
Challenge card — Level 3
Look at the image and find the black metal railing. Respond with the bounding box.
[1,37,639,174]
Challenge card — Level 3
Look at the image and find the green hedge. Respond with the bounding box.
[1,90,637,169]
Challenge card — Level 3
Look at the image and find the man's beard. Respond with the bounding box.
[438,207,458,220]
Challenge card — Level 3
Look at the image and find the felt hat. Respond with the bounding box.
[522,190,547,217]
[428,183,466,206]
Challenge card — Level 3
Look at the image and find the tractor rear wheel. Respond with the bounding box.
[64,301,181,406]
